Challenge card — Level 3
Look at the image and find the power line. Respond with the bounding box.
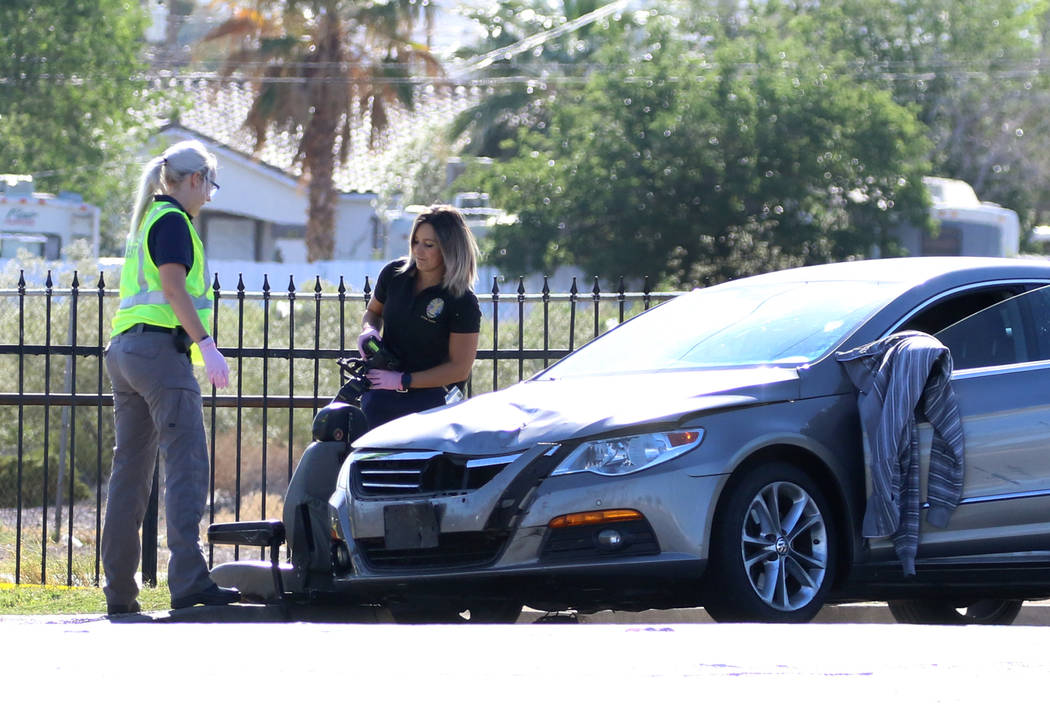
[454,0,630,72]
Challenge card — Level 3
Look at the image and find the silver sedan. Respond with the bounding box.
[321,257,1050,624]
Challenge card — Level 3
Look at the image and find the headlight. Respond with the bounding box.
[551,429,704,477]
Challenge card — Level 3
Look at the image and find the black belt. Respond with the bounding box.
[118,323,182,336]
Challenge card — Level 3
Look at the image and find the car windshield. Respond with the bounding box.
[538,279,910,379]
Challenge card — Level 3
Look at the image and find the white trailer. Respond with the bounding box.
[0,174,100,260]
[895,177,1020,258]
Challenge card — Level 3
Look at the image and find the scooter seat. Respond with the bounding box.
[207,519,287,603]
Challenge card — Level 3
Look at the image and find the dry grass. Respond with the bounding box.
[1,487,288,587]
[0,509,100,586]
[211,432,299,500]
[2,427,312,586]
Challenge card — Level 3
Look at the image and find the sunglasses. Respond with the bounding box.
[200,171,220,197]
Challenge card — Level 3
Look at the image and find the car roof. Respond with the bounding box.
[717,256,1050,288]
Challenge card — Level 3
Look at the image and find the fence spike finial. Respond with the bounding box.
[262,274,270,294]
[592,275,600,298]
[237,273,246,292]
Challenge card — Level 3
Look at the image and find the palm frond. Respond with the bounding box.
[202,8,270,43]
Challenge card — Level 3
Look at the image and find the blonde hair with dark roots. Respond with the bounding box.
[399,205,480,297]
[127,139,217,242]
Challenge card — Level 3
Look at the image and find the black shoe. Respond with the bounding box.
[170,584,241,610]
[107,600,141,616]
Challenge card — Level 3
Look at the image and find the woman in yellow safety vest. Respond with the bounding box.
[101,139,239,615]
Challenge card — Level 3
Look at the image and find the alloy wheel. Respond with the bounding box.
[740,480,830,612]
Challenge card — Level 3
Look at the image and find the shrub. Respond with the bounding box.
[0,456,91,509]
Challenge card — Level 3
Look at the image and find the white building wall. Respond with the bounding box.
[158,127,378,263]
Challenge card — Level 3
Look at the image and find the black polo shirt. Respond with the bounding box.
[147,195,194,272]
[373,258,481,378]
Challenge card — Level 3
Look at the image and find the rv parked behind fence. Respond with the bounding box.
[894,176,1020,258]
[0,175,100,261]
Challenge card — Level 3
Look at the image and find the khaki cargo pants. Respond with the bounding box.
[101,330,215,608]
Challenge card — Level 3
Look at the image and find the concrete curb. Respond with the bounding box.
[3,600,1048,626]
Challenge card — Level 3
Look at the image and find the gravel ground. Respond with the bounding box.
[0,502,102,531]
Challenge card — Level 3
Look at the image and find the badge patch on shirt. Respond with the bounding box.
[425,298,445,320]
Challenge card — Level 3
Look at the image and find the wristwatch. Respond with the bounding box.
[399,372,411,393]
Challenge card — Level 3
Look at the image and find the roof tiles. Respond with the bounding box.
[154,77,480,194]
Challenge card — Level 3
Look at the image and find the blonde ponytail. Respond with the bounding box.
[127,157,166,242]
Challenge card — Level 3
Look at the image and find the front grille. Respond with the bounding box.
[352,450,522,497]
[356,531,509,571]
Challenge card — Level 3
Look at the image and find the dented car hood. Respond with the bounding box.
[353,366,802,455]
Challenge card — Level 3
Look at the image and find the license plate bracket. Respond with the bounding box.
[383,502,439,550]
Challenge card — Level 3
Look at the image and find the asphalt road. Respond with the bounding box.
[2,609,1049,702]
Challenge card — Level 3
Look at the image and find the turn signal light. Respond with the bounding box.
[667,431,701,447]
[548,509,643,529]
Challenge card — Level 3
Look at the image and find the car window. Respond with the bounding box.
[900,288,1020,336]
[933,285,1050,369]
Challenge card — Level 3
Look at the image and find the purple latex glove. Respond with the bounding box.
[366,369,403,391]
[198,337,230,389]
[357,325,381,358]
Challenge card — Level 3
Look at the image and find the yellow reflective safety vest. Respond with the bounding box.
[111,200,213,361]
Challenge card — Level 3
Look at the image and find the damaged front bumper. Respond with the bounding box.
[323,441,726,611]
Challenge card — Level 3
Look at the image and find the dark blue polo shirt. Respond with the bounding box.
[147,195,194,272]
[373,257,481,377]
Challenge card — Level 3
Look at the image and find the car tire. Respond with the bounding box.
[388,602,523,624]
[703,462,837,623]
[887,598,1023,625]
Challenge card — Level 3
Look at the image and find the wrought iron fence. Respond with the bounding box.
[0,268,677,588]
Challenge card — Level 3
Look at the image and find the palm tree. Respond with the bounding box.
[202,1,441,261]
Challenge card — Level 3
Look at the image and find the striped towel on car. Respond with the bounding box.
[837,331,966,576]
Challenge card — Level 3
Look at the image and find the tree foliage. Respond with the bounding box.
[0,0,151,254]
[775,0,1050,233]
[467,12,931,286]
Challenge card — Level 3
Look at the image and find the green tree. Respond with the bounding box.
[467,14,931,286]
[0,0,151,255]
[776,0,1050,233]
[201,1,442,262]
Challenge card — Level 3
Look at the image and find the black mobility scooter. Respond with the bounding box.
[206,341,392,609]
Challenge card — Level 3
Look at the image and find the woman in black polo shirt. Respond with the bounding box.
[357,205,482,428]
